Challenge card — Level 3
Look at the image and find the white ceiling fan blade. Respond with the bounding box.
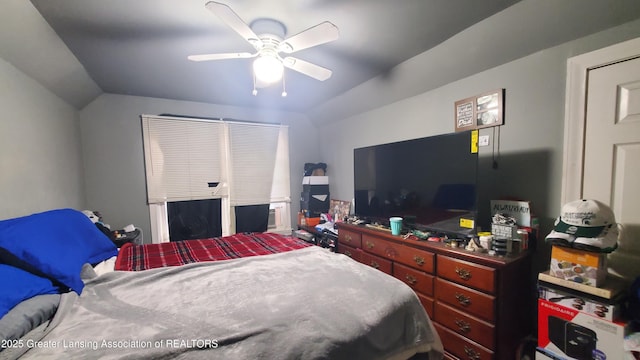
[205,1,263,49]
[279,21,339,54]
[283,57,332,81]
[188,52,254,61]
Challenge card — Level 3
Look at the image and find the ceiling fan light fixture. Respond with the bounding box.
[194,3,340,92]
[253,53,283,84]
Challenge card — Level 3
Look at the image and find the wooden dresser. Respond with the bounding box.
[337,222,532,360]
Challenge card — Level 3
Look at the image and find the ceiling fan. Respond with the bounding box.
[188,1,339,87]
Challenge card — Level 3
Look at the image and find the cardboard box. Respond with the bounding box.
[538,299,631,359]
[300,192,330,214]
[538,282,622,321]
[304,217,320,227]
[302,176,329,185]
[549,246,607,287]
[302,184,330,195]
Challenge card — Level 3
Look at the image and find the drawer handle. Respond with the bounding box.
[370,261,380,269]
[454,319,471,333]
[344,250,352,257]
[455,267,471,280]
[413,255,425,266]
[464,346,481,360]
[366,241,375,249]
[405,274,417,285]
[345,235,352,243]
[455,293,471,306]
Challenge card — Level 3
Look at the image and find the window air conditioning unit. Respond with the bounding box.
[267,208,277,229]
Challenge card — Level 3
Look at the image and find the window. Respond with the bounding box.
[141,115,291,242]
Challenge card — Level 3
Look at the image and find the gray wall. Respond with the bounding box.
[0,57,85,220]
[317,20,640,273]
[1,2,638,259]
[78,94,320,240]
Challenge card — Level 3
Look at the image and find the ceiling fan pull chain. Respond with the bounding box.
[252,71,258,96]
[282,72,287,97]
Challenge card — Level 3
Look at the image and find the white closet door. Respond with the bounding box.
[583,57,640,280]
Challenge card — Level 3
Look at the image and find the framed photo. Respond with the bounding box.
[475,89,504,129]
[454,89,504,131]
[329,199,351,222]
[455,97,475,132]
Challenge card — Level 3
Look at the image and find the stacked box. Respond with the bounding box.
[300,176,330,218]
[538,282,622,321]
[549,245,607,287]
[537,298,631,359]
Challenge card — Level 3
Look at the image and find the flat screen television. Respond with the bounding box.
[353,131,478,237]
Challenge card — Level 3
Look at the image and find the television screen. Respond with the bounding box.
[353,131,478,236]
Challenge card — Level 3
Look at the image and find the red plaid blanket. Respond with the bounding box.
[114,232,312,271]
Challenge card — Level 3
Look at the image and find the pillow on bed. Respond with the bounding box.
[0,293,60,341]
[0,208,118,294]
[0,264,60,320]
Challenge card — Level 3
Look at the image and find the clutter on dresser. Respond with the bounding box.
[488,199,538,256]
[335,221,531,359]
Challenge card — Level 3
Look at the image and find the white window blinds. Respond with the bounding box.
[227,121,280,206]
[142,116,226,203]
[141,115,289,207]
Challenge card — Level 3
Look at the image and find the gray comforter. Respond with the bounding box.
[4,246,443,360]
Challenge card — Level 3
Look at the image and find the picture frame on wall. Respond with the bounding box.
[455,89,505,132]
[455,96,476,132]
[476,89,504,129]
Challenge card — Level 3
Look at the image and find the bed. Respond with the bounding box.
[0,208,443,360]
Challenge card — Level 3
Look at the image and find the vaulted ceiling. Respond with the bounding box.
[3,1,640,119]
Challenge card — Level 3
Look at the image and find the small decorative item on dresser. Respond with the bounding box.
[478,232,493,250]
[492,237,511,255]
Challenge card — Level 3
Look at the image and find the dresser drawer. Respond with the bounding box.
[339,229,362,248]
[443,352,457,360]
[360,252,393,275]
[437,255,496,294]
[436,278,496,323]
[435,323,494,360]
[435,302,495,350]
[393,262,434,296]
[362,235,434,273]
[417,293,434,319]
[338,243,362,262]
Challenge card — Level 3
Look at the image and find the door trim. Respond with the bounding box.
[562,37,640,204]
